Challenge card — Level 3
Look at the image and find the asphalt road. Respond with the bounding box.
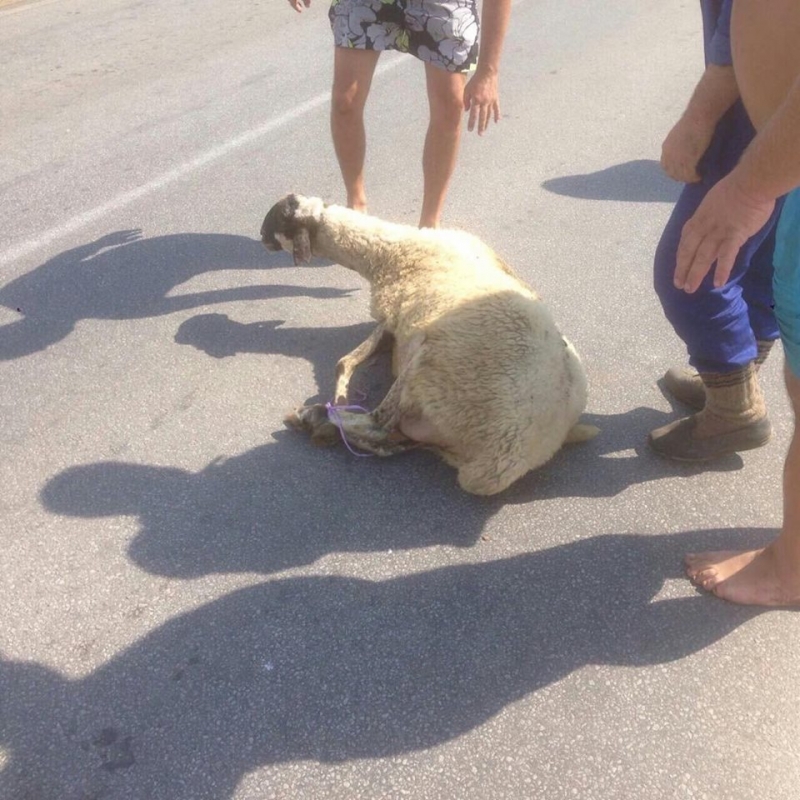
[1,1,798,799]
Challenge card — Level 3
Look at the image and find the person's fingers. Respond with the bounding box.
[712,241,741,288]
[493,101,501,125]
[682,237,721,294]
[674,223,701,290]
[479,104,490,135]
[467,100,478,132]
[661,154,698,184]
[677,166,700,183]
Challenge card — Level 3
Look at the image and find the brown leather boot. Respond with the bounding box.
[662,339,776,410]
[649,363,772,461]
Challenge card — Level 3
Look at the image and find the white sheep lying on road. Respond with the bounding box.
[261,194,597,495]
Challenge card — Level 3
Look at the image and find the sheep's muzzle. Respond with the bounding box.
[260,202,285,252]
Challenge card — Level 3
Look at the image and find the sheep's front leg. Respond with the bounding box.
[334,323,391,403]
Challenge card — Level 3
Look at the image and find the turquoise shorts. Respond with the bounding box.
[773,187,800,377]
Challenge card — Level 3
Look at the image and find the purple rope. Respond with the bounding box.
[324,402,375,458]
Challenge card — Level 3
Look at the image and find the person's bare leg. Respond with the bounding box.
[419,63,467,228]
[685,363,800,606]
[330,47,381,212]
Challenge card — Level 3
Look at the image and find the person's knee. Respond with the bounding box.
[331,83,366,119]
[427,79,465,129]
[653,235,684,316]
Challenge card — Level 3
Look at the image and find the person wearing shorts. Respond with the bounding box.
[675,0,800,607]
[288,0,512,228]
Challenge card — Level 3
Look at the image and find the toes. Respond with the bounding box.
[685,557,709,582]
[687,566,721,590]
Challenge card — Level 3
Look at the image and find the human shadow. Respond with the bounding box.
[542,159,681,203]
[40,400,748,581]
[40,429,497,578]
[0,528,774,800]
[174,312,388,406]
[0,231,351,360]
[43,297,748,580]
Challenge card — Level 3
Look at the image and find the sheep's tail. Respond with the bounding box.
[564,423,600,444]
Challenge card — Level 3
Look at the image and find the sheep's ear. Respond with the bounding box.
[292,228,312,265]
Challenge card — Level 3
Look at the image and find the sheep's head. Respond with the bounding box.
[260,194,324,265]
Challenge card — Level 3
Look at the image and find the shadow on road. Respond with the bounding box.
[542,159,680,203]
[503,404,746,503]
[41,303,748,580]
[174,312,386,406]
[40,428,497,578]
[0,528,773,800]
[40,400,746,580]
[0,230,349,360]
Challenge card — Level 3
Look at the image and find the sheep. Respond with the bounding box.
[260,194,598,496]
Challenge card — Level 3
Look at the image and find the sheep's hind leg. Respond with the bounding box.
[285,403,340,447]
[286,403,416,455]
[330,408,418,456]
[334,323,392,403]
[286,376,417,456]
[331,372,425,455]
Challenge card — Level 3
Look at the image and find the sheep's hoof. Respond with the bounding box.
[564,423,601,444]
[284,404,339,447]
[310,425,340,447]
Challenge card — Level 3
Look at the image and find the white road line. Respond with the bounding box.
[0,55,407,267]
[0,0,64,16]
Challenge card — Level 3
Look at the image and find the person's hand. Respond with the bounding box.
[674,173,775,293]
[661,114,715,183]
[288,0,311,11]
[463,68,500,135]
[96,230,142,248]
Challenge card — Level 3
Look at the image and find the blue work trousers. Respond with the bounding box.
[653,102,783,374]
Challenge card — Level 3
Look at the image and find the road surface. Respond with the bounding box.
[1,1,798,798]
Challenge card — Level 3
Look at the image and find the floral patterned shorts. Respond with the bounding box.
[329,0,480,73]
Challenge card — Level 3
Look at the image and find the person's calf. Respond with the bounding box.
[663,338,777,410]
[420,67,465,228]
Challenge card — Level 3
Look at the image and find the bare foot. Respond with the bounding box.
[685,549,761,585]
[684,545,800,606]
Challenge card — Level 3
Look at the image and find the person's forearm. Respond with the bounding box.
[476,0,512,75]
[681,64,739,129]
[733,74,800,201]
